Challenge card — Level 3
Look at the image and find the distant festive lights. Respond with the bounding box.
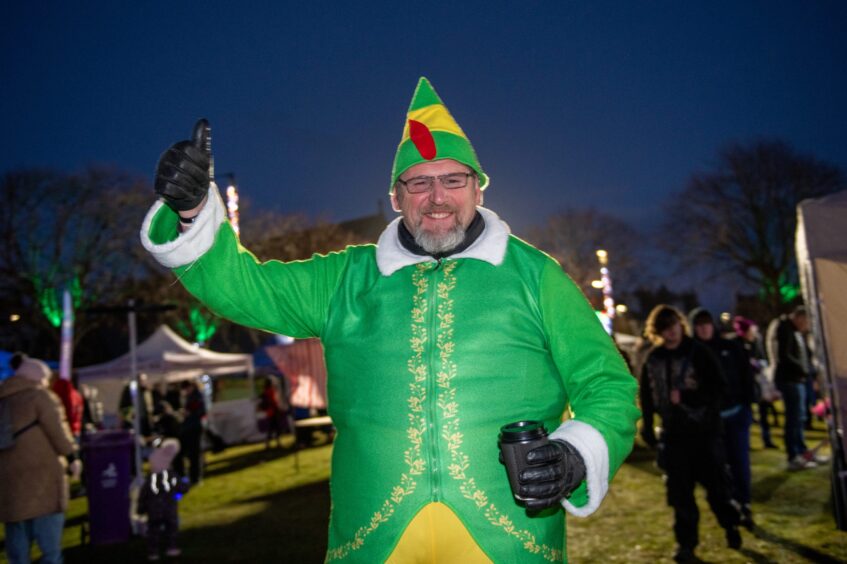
[595,250,615,329]
[225,175,240,237]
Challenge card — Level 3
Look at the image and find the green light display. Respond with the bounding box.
[759,273,800,305]
[177,304,220,345]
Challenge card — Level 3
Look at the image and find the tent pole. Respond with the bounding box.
[128,300,143,484]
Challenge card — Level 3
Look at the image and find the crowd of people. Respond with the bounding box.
[636,303,827,563]
[118,375,208,485]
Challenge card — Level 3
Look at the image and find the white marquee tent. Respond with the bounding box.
[796,189,847,529]
[77,325,259,444]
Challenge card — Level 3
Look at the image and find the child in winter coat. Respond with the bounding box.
[137,438,189,561]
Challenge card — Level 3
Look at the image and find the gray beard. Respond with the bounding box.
[413,223,467,255]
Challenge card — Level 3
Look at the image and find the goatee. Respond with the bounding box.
[414,223,467,255]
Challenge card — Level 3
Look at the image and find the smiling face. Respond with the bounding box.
[391,159,482,254]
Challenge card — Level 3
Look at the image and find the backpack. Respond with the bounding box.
[0,397,38,450]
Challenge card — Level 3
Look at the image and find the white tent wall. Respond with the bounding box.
[796,190,847,530]
[813,258,847,411]
[76,325,260,444]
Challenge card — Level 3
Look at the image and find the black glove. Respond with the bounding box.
[519,439,586,510]
[154,119,212,212]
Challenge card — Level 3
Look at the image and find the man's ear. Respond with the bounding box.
[391,191,401,213]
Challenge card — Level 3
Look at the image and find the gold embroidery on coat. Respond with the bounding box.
[436,262,562,562]
[325,264,430,561]
[328,261,560,562]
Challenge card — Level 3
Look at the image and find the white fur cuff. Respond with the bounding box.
[550,419,610,517]
[140,184,227,269]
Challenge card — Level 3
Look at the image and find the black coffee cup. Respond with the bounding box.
[498,420,549,504]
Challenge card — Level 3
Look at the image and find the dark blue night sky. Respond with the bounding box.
[2,1,845,308]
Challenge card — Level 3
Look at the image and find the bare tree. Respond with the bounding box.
[662,140,845,318]
[526,208,650,306]
[0,166,372,360]
[240,209,361,262]
[187,206,362,352]
[0,166,154,356]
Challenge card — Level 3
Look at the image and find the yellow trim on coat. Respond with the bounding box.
[386,502,492,564]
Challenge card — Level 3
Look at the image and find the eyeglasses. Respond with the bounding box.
[396,172,475,194]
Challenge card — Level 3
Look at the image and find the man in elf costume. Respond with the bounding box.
[142,78,639,563]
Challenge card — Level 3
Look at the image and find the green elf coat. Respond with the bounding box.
[141,188,640,563]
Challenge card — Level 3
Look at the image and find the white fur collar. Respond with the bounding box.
[375,206,510,276]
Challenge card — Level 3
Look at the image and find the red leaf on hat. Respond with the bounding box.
[408,119,436,160]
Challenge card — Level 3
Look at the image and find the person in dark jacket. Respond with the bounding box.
[179,380,206,484]
[690,308,755,529]
[767,306,824,469]
[137,438,189,561]
[641,305,741,563]
[733,317,779,450]
[119,373,155,439]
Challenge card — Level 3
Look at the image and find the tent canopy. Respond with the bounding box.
[76,325,254,426]
[77,325,253,382]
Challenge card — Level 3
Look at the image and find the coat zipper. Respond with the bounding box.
[427,258,443,501]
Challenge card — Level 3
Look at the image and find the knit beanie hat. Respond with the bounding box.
[732,316,756,337]
[15,357,51,384]
[149,438,181,473]
[390,77,488,193]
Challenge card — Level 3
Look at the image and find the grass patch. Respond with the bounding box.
[2,423,845,562]
[568,423,847,563]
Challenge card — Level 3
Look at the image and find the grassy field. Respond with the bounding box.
[568,425,846,563]
[2,424,846,563]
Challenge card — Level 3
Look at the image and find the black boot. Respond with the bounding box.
[726,526,742,550]
[740,504,754,530]
[673,545,696,563]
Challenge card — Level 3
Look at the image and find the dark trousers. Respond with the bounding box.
[777,381,808,460]
[757,401,778,444]
[665,433,739,549]
[146,505,179,556]
[265,412,283,446]
[180,429,203,484]
[722,405,752,505]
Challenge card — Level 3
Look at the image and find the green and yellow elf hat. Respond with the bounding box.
[390,77,489,193]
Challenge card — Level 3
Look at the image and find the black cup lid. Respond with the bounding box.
[499,420,547,442]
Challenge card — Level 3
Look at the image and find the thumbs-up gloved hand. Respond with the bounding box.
[155,119,212,212]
